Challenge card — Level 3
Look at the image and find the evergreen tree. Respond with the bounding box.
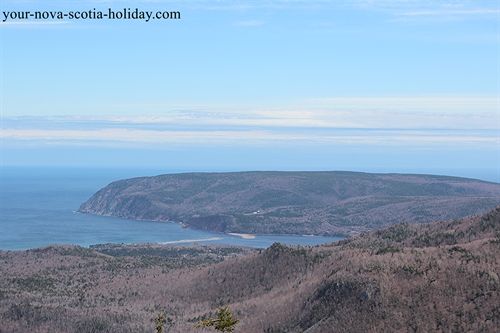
[195,306,239,333]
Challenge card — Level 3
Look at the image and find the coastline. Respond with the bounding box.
[228,233,256,239]
[159,237,223,245]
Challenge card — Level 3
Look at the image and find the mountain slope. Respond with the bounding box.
[78,171,500,236]
[169,206,500,332]
[2,206,500,332]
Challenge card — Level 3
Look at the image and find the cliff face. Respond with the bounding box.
[78,171,500,236]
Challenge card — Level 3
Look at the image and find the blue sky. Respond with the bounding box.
[1,1,499,181]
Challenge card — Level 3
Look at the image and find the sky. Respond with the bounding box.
[1,0,499,181]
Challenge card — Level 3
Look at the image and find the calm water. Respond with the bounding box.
[0,167,341,250]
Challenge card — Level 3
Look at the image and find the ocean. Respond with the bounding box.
[0,167,341,250]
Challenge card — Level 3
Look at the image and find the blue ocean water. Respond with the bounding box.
[0,167,341,250]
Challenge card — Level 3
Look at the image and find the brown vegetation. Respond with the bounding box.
[1,206,500,332]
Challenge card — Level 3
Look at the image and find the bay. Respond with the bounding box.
[0,167,340,250]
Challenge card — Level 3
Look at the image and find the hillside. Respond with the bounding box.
[78,171,500,236]
[1,206,500,332]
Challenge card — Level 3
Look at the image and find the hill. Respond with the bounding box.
[1,206,500,332]
[78,171,500,236]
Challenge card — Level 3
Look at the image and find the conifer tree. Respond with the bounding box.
[155,313,164,333]
[195,306,239,332]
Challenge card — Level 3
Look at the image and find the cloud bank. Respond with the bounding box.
[2,101,497,149]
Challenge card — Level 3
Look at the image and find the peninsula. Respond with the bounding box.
[78,171,500,237]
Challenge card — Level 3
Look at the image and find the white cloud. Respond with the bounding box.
[2,94,496,148]
[1,125,496,148]
[303,96,497,112]
[400,9,499,17]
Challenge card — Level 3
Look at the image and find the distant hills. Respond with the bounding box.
[78,171,500,236]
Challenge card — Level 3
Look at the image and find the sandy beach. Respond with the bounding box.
[228,233,256,239]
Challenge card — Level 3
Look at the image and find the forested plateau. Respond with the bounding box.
[78,171,500,236]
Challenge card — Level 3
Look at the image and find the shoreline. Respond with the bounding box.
[159,237,223,245]
[228,233,256,239]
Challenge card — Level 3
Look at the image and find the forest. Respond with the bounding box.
[78,171,500,237]
[1,206,500,332]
